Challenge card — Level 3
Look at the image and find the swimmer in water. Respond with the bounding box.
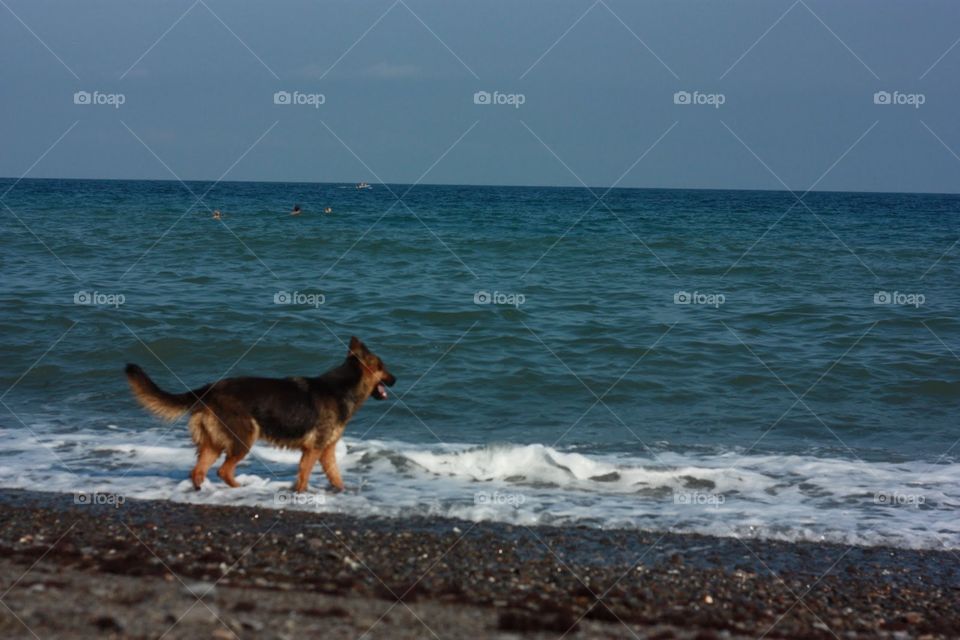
[212,210,222,220]
[291,204,302,216]
[324,207,332,214]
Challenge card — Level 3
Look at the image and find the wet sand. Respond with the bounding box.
[0,489,956,639]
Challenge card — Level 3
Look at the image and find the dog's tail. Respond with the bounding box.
[125,364,207,422]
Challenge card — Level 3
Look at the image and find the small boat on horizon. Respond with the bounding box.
[356,182,372,190]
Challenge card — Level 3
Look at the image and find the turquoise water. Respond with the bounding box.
[1,178,958,547]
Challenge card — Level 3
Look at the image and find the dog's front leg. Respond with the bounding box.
[319,443,345,491]
[294,448,321,492]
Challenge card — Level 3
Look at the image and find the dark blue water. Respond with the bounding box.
[1,178,958,547]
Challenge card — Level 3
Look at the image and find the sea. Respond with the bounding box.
[1,177,958,549]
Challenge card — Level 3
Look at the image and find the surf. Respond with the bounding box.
[2,427,956,550]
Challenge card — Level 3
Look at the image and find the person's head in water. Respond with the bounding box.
[291,204,302,216]
[324,207,332,214]
[212,210,222,220]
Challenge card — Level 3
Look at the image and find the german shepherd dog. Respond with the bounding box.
[125,337,396,492]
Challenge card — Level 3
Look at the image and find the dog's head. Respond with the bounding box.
[348,336,397,400]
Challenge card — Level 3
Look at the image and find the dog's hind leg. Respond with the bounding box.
[319,443,344,492]
[216,414,256,488]
[294,447,322,492]
[189,413,222,490]
[192,444,221,490]
[217,452,246,488]
[218,440,251,488]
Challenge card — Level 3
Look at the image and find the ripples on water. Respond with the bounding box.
[0,178,958,546]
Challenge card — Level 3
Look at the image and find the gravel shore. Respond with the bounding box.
[0,489,956,639]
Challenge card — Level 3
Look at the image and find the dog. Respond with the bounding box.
[125,336,396,492]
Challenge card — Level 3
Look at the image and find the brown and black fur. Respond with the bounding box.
[125,337,396,492]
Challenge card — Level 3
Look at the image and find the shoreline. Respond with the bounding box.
[0,489,956,639]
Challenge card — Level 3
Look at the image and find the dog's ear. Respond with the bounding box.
[348,336,366,358]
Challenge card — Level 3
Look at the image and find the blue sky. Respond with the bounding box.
[2,0,959,193]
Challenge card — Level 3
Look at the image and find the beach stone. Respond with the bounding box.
[498,609,578,633]
[302,606,351,618]
[91,614,122,632]
[179,605,219,626]
[182,582,216,599]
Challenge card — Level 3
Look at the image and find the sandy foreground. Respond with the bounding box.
[0,489,956,639]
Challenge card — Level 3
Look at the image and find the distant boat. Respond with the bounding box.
[356,182,372,190]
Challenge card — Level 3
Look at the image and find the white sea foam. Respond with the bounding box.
[1,427,957,549]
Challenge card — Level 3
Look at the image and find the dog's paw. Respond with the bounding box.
[178,478,206,493]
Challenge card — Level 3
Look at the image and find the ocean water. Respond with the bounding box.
[1,178,958,549]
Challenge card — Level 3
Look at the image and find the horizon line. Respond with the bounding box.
[1,175,958,198]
